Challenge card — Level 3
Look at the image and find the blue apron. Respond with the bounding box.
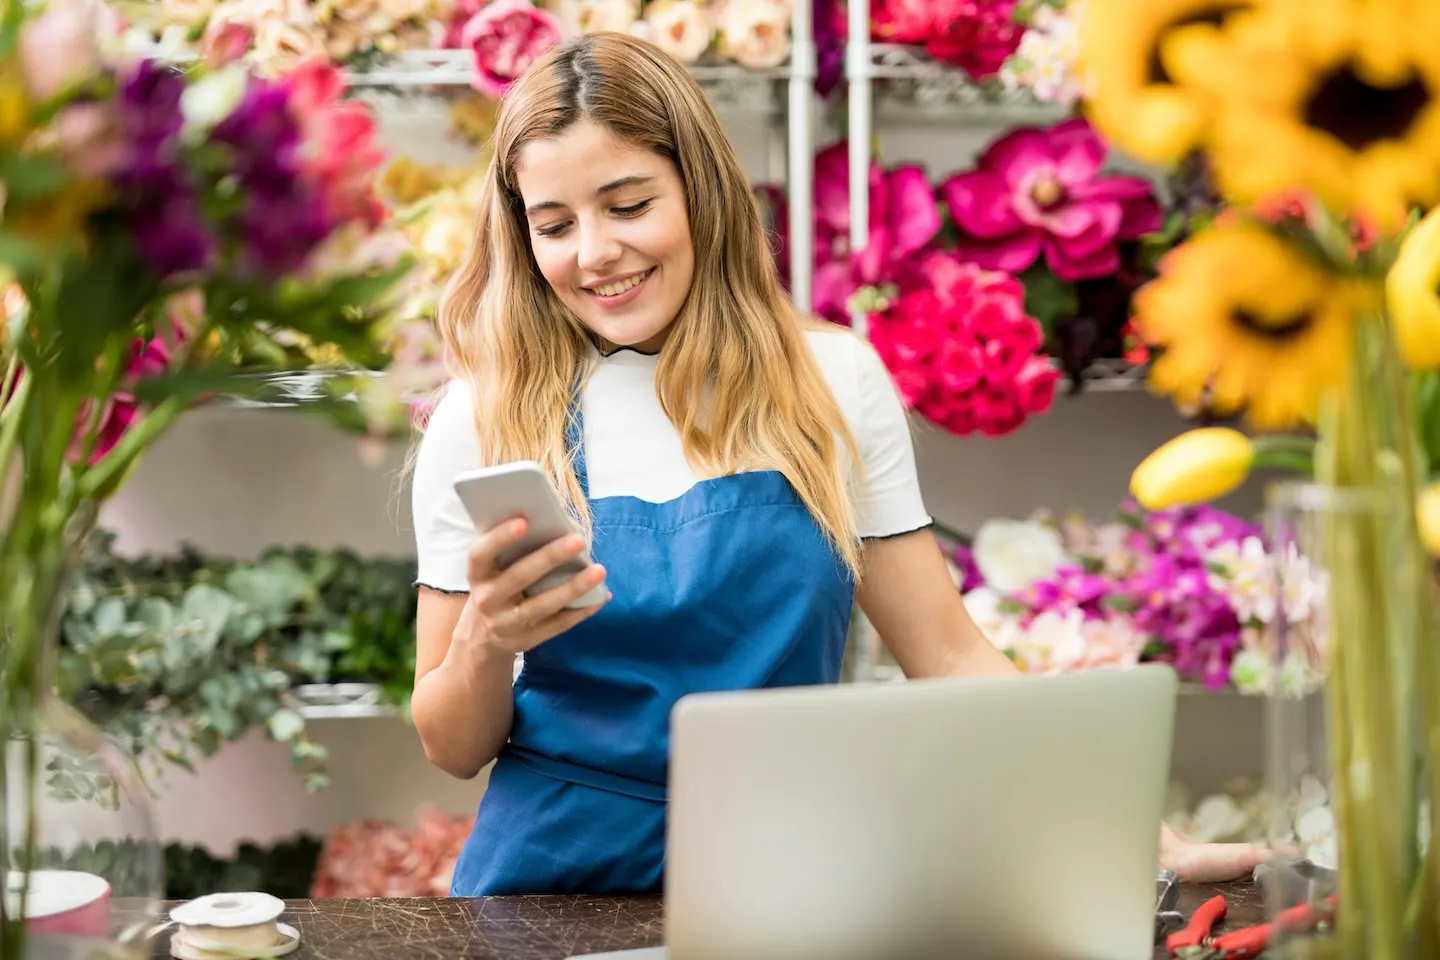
[449,404,855,895]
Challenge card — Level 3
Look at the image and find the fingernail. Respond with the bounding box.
[567,535,585,551]
[511,519,526,534]
[590,566,606,582]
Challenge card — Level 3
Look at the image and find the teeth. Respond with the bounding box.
[593,270,649,297]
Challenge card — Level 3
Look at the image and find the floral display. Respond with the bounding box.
[998,0,1081,106]
[1080,0,1440,948]
[945,502,1328,693]
[868,255,1059,437]
[1165,777,1337,871]
[940,117,1162,282]
[756,116,1163,438]
[311,806,474,897]
[461,0,566,96]
[0,1,422,946]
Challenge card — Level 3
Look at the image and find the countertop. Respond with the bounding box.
[149,882,1266,959]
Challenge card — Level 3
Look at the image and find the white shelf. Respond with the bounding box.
[286,682,401,719]
[866,44,1070,124]
[342,49,790,116]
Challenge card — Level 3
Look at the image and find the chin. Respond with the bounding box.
[586,317,672,352]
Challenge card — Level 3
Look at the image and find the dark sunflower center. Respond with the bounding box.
[1302,66,1429,151]
[1231,308,1314,341]
[1146,4,1250,87]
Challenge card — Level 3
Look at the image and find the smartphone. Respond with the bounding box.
[452,461,608,610]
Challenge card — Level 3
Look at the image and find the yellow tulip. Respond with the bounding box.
[1387,204,1440,370]
[1131,428,1254,509]
[1416,482,1440,556]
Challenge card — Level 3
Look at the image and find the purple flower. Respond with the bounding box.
[813,0,843,97]
[951,542,985,593]
[239,190,330,276]
[210,79,303,190]
[133,193,214,277]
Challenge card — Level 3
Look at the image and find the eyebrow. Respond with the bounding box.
[524,176,656,216]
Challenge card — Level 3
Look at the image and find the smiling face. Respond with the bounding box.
[515,119,696,353]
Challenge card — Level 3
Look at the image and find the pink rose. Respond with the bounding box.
[924,0,1022,81]
[461,0,565,99]
[17,0,111,100]
[1015,356,1060,414]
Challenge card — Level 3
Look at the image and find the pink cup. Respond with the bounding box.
[5,871,112,938]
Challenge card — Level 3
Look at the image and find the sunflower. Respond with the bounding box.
[1074,0,1261,165]
[1189,0,1440,230]
[1133,221,1372,430]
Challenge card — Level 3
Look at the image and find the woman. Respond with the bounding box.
[410,32,1265,896]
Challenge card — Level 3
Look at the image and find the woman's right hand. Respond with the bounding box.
[455,517,609,655]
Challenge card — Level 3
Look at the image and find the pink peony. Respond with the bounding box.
[941,117,1163,283]
[869,253,1059,439]
[924,0,1022,80]
[813,141,940,325]
[285,58,388,228]
[461,0,565,99]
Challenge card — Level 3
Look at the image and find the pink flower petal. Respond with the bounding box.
[814,143,851,233]
[953,229,1045,274]
[978,126,1055,186]
[941,169,1021,238]
[813,259,853,322]
[1068,174,1154,204]
[1117,193,1164,239]
[1043,236,1121,282]
[1048,117,1107,187]
[884,165,941,256]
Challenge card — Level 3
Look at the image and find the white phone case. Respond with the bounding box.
[452,461,608,609]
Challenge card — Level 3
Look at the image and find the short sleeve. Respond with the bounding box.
[411,379,479,593]
[849,340,933,539]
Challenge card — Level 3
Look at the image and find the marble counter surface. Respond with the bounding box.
[150,882,1265,959]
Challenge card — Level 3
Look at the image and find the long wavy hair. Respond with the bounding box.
[436,32,864,576]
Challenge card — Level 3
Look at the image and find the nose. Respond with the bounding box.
[576,217,623,274]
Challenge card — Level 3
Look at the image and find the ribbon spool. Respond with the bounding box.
[168,892,301,960]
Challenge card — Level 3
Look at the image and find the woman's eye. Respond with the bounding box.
[614,200,651,217]
[535,221,570,237]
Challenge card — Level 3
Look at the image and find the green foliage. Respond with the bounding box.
[22,835,323,900]
[58,530,418,792]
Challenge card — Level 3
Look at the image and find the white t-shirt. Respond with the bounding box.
[411,328,932,593]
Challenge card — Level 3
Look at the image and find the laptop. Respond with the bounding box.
[575,664,1178,960]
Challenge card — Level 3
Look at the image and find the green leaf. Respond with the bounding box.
[0,153,70,201]
[90,596,127,638]
[266,708,305,742]
[1018,264,1078,336]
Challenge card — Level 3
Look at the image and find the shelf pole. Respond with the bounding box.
[846,0,872,340]
[787,0,816,316]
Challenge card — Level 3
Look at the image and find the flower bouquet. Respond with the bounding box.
[1079,0,1440,953]
[945,502,1331,692]
[0,0,415,953]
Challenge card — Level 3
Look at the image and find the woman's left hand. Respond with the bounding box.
[1160,827,1272,883]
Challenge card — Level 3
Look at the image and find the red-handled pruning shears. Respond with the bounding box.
[1168,894,1337,959]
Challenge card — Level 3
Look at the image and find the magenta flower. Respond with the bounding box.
[940,117,1162,282]
[461,0,564,100]
[868,253,1058,439]
[813,141,940,324]
[924,0,1022,80]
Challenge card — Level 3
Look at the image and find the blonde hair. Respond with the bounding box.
[436,32,864,576]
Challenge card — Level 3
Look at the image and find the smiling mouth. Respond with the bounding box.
[586,268,654,299]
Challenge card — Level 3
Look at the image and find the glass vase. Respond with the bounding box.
[1261,482,1434,959]
[4,694,165,960]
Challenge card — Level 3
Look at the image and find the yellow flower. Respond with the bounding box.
[1417,481,1440,555]
[1131,428,1254,508]
[1075,0,1261,165]
[1386,202,1440,369]
[0,67,33,148]
[1135,222,1365,429]
[1196,0,1440,231]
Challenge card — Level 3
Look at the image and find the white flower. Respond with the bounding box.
[716,0,789,69]
[1190,794,1250,843]
[1010,609,1086,673]
[1206,535,1276,623]
[645,0,712,64]
[180,64,248,139]
[971,518,1066,594]
[962,587,1023,652]
[557,0,639,34]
